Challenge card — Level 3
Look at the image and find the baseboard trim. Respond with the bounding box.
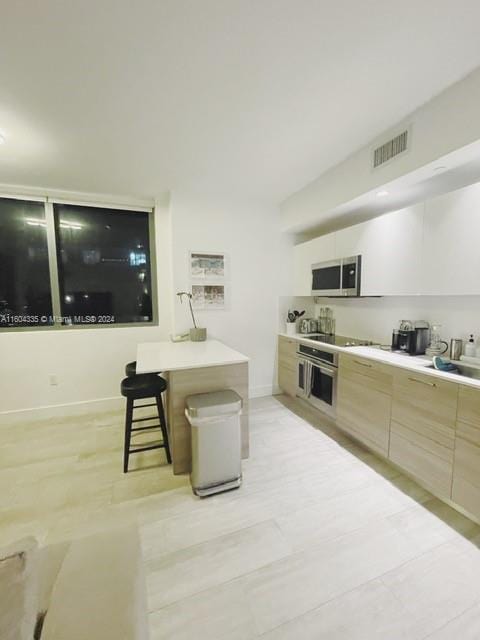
[0,396,124,426]
[249,385,276,399]
[0,386,276,426]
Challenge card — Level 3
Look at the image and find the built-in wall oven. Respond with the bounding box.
[297,343,338,417]
[311,255,361,297]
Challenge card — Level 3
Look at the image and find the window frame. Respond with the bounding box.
[0,192,158,332]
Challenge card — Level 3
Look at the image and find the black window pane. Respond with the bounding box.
[0,198,53,327]
[54,204,153,325]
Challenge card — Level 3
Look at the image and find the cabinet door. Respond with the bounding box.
[278,336,297,397]
[452,386,480,520]
[336,354,393,456]
[292,233,335,296]
[389,369,458,497]
[334,204,424,296]
[423,182,480,294]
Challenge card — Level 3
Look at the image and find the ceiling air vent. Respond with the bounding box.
[372,129,409,169]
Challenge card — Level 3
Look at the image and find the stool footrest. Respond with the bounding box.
[131,424,161,432]
[133,402,157,409]
[132,415,158,423]
[129,443,166,454]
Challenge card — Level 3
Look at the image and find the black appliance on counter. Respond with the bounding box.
[391,325,430,355]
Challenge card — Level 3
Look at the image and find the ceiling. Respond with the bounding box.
[1,0,480,203]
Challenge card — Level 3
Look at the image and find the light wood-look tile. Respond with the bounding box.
[2,394,480,639]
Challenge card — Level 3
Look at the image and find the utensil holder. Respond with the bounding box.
[286,322,296,335]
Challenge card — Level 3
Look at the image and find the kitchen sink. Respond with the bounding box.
[424,361,480,380]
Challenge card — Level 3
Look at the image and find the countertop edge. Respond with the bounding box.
[138,356,249,374]
[136,339,250,374]
[278,332,480,390]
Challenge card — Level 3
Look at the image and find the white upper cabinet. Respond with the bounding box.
[292,233,335,296]
[335,204,424,296]
[292,181,480,297]
[422,182,480,295]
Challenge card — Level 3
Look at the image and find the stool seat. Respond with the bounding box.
[121,374,167,400]
[125,361,137,377]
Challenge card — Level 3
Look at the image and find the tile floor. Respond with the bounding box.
[1,395,480,638]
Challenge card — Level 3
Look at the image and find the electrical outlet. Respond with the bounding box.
[49,374,59,386]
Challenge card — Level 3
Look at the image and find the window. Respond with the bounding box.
[54,204,153,325]
[0,195,155,330]
[0,198,53,327]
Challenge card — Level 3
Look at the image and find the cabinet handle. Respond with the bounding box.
[408,376,437,388]
[354,360,372,368]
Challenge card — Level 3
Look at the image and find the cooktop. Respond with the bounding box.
[303,333,377,347]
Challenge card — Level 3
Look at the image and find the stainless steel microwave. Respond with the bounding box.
[311,255,361,297]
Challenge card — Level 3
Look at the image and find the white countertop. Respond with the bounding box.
[136,339,249,374]
[280,332,480,390]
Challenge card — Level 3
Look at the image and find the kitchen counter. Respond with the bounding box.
[136,339,249,374]
[279,332,480,390]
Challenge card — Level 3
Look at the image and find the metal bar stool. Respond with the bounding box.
[120,373,171,473]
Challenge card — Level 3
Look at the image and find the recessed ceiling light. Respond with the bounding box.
[376,190,389,197]
[0,133,5,145]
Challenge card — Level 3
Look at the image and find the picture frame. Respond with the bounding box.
[189,251,228,310]
[189,251,226,281]
[191,283,226,310]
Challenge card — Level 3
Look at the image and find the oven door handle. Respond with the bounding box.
[301,357,337,378]
[316,364,337,377]
[306,361,313,398]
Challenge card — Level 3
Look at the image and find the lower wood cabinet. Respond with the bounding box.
[336,354,393,456]
[280,338,480,522]
[452,387,480,520]
[278,336,297,397]
[389,370,458,498]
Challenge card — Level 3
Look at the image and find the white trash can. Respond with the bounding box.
[186,389,243,497]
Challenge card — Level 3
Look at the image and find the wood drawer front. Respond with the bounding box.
[391,420,452,463]
[389,425,453,498]
[278,366,296,397]
[392,370,458,450]
[278,353,296,372]
[278,336,297,356]
[457,386,480,431]
[337,375,391,456]
[452,475,480,521]
[453,432,480,489]
[456,420,480,448]
[339,354,393,395]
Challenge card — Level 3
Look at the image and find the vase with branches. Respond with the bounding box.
[177,291,207,341]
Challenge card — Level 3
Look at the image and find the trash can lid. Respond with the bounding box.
[186,389,242,418]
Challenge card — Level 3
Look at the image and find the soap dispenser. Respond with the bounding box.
[464,334,476,357]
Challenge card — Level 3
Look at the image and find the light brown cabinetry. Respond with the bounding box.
[452,387,480,520]
[278,336,297,397]
[336,354,393,456]
[167,362,249,474]
[389,369,458,498]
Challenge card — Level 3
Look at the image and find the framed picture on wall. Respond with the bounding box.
[189,250,228,310]
[191,283,225,310]
[190,252,225,280]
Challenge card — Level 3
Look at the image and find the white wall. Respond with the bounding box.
[0,192,291,419]
[169,192,292,398]
[316,296,480,347]
[281,66,480,233]
[0,199,174,419]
